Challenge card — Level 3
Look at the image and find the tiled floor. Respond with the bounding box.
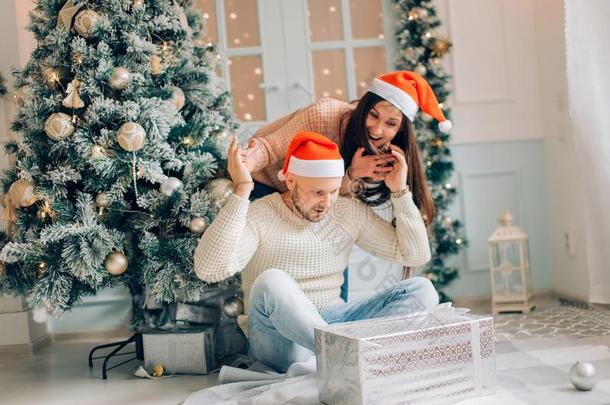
[1,296,609,404]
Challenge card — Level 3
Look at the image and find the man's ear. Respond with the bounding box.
[285,172,296,191]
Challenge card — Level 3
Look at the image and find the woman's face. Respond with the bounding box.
[365,101,403,150]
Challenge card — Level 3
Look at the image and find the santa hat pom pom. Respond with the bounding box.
[438,120,452,134]
[277,170,286,181]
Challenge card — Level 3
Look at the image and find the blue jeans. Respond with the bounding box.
[247,268,439,372]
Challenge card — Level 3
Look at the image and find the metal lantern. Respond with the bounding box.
[488,211,535,314]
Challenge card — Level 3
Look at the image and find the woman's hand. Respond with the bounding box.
[241,138,264,173]
[228,137,254,198]
[348,147,396,182]
[383,145,408,193]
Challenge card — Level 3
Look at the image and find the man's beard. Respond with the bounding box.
[292,187,327,223]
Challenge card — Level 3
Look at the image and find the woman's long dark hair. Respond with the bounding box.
[340,92,435,225]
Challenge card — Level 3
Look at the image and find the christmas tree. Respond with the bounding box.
[0,0,238,325]
[393,0,467,302]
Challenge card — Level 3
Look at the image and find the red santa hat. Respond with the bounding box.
[368,71,452,133]
[277,131,344,181]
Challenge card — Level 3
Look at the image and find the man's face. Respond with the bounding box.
[286,174,342,222]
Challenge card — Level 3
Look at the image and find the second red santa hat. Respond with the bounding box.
[368,70,452,133]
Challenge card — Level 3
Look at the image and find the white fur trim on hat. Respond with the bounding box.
[368,78,419,121]
[278,156,344,180]
[438,120,452,133]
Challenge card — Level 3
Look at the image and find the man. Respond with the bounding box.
[194,131,437,373]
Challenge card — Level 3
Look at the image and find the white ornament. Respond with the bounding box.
[62,79,85,109]
[169,86,185,110]
[188,217,208,234]
[117,122,146,151]
[160,177,183,196]
[108,67,130,90]
[44,113,75,141]
[74,9,100,38]
[206,178,235,209]
[415,64,427,76]
[569,361,597,391]
[32,306,48,324]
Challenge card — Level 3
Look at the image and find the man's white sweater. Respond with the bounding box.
[194,192,431,314]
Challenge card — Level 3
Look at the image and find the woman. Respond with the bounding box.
[243,71,451,225]
[242,71,450,300]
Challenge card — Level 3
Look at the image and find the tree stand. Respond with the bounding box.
[88,333,143,379]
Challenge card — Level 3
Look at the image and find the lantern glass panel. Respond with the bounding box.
[493,271,508,296]
[509,269,523,294]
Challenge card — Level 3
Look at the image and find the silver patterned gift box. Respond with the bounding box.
[314,304,497,405]
[142,325,217,374]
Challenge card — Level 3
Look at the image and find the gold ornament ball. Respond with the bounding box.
[160,177,183,196]
[169,86,185,110]
[188,217,208,234]
[74,9,100,38]
[108,67,131,90]
[206,178,235,209]
[9,179,36,208]
[95,192,111,208]
[150,54,164,75]
[0,262,5,278]
[105,252,128,276]
[45,113,75,141]
[117,122,146,151]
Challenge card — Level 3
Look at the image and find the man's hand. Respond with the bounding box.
[228,137,254,199]
[241,138,264,173]
[383,145,408,193]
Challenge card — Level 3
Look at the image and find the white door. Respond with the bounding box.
[194,0,404,300]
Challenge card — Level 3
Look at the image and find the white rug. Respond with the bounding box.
[183,335,610,405]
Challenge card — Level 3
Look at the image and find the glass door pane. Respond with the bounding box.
[312,50,348,101]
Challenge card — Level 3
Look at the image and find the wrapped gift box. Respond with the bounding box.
[142,325,217,374]
[314,304,497,405]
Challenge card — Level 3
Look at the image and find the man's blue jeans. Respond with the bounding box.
[247,268,439,372]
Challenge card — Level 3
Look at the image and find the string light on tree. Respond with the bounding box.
[43,67,60,85]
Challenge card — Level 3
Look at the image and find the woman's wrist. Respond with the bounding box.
[390,185,410,198]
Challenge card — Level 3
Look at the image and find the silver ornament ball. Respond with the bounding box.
[223,297,244,318]
[569,361,597,391]
[95,192,111,208]
[105,252,128,276]
[206,178,235,209]
[117,122,146,151]
[415,64,427,76]
[170,86,185,110]
[9,179,36,208]
[45,113,75,141]
[160,177,183,196]
[188,217,208,234]
[108,67,130,89]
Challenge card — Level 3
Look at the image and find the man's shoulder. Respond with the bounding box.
[333,196,371,222]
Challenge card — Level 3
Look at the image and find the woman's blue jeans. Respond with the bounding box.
[247,269,439,372]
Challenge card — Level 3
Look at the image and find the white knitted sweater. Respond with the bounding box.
[194,192,431,314]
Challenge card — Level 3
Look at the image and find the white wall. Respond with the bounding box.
[534,0,590,301]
